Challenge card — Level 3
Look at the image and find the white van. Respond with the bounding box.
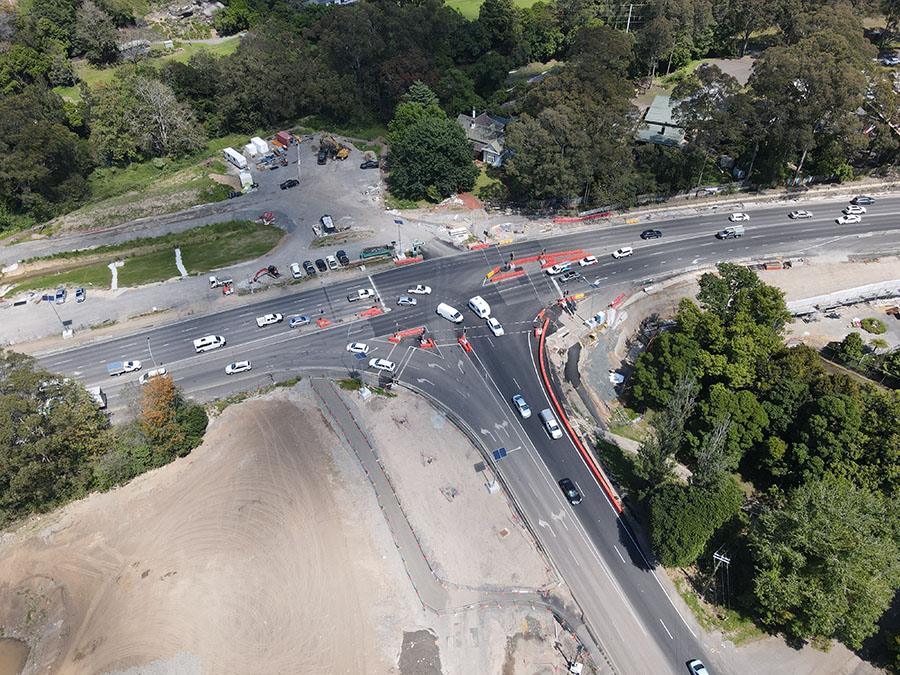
[539,408,563,439]
[468,295,491,318]
[193,335,226,353]
[436,303,463,323]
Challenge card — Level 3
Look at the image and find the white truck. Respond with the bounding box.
[209,275,233,289]
[347,288,375,302]
[88,386,107,409]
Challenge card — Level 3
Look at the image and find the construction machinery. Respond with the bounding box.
[320,133,349,161]
[252,265,280,282]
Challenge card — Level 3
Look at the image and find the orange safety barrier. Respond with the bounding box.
[419,338,435,348]
[389,327,425,343]
[468,242,490,250]
[536,309,546,321]
[490,270,525,282]
[510,255,543,266]
[458,334,472,352]
[394,256,423,265]
[544,249,583,260]
[540,254,584,268]
[486,266,502,279]
[553,211,610,223]
[610,292,627,308]
[316,318,331,327]
[536,317,622,513]
[360,307,383,317]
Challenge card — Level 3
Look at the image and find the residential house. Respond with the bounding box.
[457,110,511,167]
[634,94,686,147]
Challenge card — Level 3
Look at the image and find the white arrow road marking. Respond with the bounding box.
[416,377,435,386]
[427,361,446,370]
[480,428,497,442]
[538,519,556,537]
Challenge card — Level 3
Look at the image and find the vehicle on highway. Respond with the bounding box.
[348,288,375,302]
[640,229,662,239]
[75,287,86,302]
[407,284,432,294]
[836,214,862,225]
[315,258,328,272]
[612,247,633,259]
[539,408,564,439]
[193,335,226,353]
[851,195,875,205]
[729,212,750,222]
[360,160,379,169]
[843,204,866,215]
[55,288,66,304]
[346,342,370,355]
[559,271,579,283]
[303,260,316,275]
[139,367,167,385]
[290,262,302,279]
[289,315,311,328]
[279,179,299,190]
[512,394,531,419]
[716,225,745,239]
[107,360,142,376]
[545,263,571,275]
[687,659,709,675]
[336,250,350,266]
[256,313,283,327]
[369,358,395,373]
[558,478,582,505]
[578,255,598,266]
[486,317,504,336]
[436,302,463,323]
[225,360,252,375]
[788,210,813,219]
[397,296,417,306]
[468,295,491,318]
[326,255,339,270]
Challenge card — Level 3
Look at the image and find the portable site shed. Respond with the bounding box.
[251,136,269,155]
[243,142,257,157]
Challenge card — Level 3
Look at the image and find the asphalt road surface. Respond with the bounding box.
[36,192,900,675]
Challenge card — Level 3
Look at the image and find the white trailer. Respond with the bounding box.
[243,142,257,157]
[223,147,248,169]
[251,136,269,155]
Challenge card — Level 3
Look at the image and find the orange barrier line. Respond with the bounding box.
[537,318,622,513]
[491,270,525,282]
[544,249,583,259]
[394,256,423,265]
[540,254,584,269]
[468,243,490,250]
[511,255,542,266]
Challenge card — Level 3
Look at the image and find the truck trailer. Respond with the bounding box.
[223,147,248,169]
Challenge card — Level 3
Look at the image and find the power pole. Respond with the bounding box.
[625,3,634,33]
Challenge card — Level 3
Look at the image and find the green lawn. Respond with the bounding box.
[13,262,116,293]
[296,115,388,141]
[180,223,285,272]
[445,0,541,19]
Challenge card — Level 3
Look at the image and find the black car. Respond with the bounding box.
[558,478,582,505]
[227,190,242,199]
[280,179,299,190]
[640,229,662,239]
[851,195,875,205]
[315,258,328,272]
[303,260,316,275]
[336,249,350,265]
[559,271,579,283]
[317,148,328,165]
[360,160,379,170]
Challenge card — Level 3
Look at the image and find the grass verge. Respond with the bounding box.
[594,438,646,498]
[672,576,765,646]
[445,0,542,19]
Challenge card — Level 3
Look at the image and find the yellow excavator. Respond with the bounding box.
[321,133,349,160]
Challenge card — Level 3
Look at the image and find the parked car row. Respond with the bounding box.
[290,250,351,279]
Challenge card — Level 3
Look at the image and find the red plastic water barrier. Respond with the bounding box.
[610,292,627,308]
[468,243,490,250]
[360,307,383,317]
[544,249,583,260]
[553,212,610,223]
[389,327,425,342]
[419,338,435,348]
[540,254,584,269]
[458,335,472,352]
[486,266,502,279]
[394,256,423,265]
[536,317,622,513]
[316,318,331,327]
[490,270,525,282]
[510,255,543,266]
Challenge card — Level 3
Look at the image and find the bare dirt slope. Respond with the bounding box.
[0,393,407,675]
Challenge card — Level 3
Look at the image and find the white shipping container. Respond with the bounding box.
[243,143,257,157]
[239,171,253,188]
[222,147,247,169]
[251,136,269,155]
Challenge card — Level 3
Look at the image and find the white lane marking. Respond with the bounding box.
[368,274,387,311]
[512,377,520,388]
[613,545,626,564]
[659,619,674,640]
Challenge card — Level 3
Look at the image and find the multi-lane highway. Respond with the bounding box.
[35,192,900,674]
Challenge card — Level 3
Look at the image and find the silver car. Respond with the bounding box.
[512,394,531,418]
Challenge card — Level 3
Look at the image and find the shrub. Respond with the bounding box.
[860,318,886,334]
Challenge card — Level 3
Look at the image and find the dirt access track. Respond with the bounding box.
[0,382,577,675]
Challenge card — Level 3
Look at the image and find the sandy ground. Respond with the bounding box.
[347,388,553,589]
[0,383,578,675]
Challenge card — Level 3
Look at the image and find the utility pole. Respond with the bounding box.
[625,3,633,33]
[147,336,158,368]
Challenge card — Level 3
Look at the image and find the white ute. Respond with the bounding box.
[348,288,376,302]
[256,313,283,327]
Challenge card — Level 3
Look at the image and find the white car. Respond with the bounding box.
[578,255,598,267]
[397,296,417,306]
[326,255,339,270]
[836,214,862,225]
[687,660,709,675]
[545,263,571,275]
[843,204,866,215]
[369,358,395,373]
[346,342,370,355]
[123,360,142,373]
[486,317,504,336]
[612,247,633,259]
[512,394,531,418]
[256,313,284,327]
[290,262,302,279]
[139,367,167,385]
[729,213,750,222]
[788,210,813,219]
[407,285,432,295]
[348,288,376,302]
[225,360,252,375]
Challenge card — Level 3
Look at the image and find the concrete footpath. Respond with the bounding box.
[309,377,610,671]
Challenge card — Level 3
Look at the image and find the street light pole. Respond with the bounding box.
[147,336,157,368]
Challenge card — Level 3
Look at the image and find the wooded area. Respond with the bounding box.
[2,0,900,224]
[629,264,900,660]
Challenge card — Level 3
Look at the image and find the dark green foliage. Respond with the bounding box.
[860,317,886,334]
[647,477,743,567]
[835,331,865,363]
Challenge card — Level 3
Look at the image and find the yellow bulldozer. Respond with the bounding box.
[321,133,349,161]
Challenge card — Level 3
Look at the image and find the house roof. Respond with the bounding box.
[457,112,509,147]
[635,122,685,146]
[644,94,678,127]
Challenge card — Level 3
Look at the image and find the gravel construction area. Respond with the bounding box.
[0,383,577,675]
